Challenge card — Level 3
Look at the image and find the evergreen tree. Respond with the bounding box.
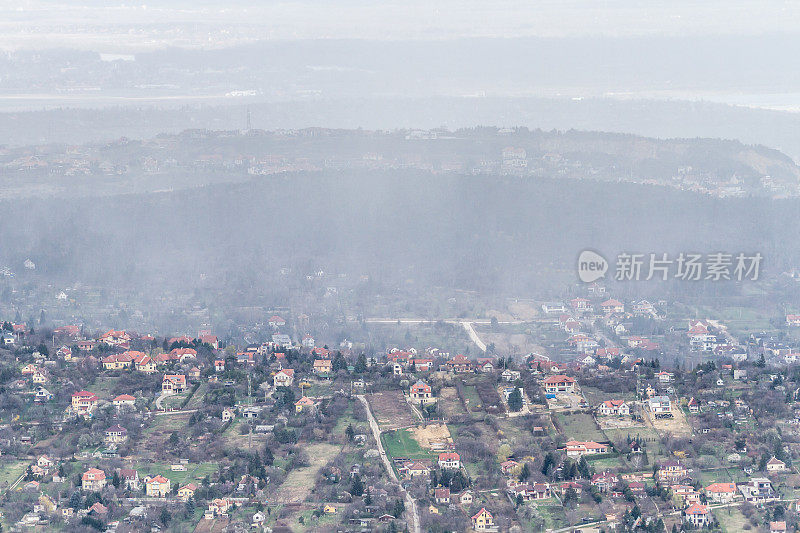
[350,474,364,497]
[508,388,523,412]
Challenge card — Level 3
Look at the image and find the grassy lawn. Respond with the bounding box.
[461,384,482,411]
[586,455,624,470]
[534,503,569,530]
[90,375,121,399]
[0,460,29,490]
[715,506,750,533]
[162,392,190,409]
[276,443,340,503]
[143,413,189,436]
[134,460,218,486]
[556,412,606,442]
[185,383,208,409]
[380,429,435,461]
[582,386,636,406]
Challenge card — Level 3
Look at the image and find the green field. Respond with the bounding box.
[381,429,434,461]
[556,412,605,442]
[0,460,29,490]
[133,460,218,486]
[185,383,208,409]
[715,506,750,533]
[460,385,482,411]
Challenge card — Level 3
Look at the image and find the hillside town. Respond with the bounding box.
[1,282,800,533]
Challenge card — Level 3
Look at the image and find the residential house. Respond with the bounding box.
[133,354,156,373]
[591,472,619,492]
[740,478,775,504]
[600,299,625,313]
[399,461,430,479]
[71,391,99,415]
[597,400,630,416]
[273,369,294,387]
[268,315,286,328]
[542,375,576,394]
[434,488,450,504]
[295,396,315,413]
[766,457,786,472]
[500,460,520,475]
[98,330,131,347]
[102,352,135,370]
[162,374,187,394]
[508,482,552,501]
[145,475,171,497]
[112,394,136,408]
[104,425,128,444]
[471,508,495,532]
[501,369,521,382]
[438,452,461,469]
[446,354,474,373]
[565,441,608,457]
[82,468,106,491]
[119,469,140,490]
[657,461,689,483]
[684,503,710,528]
[178,483,197,501]
[313,359,332,375]
[410,358,433,372]
[410,380,432,402]
[705,482,738,503]
[648,396,672,415]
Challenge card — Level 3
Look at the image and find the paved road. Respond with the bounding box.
[460,321,487,352]
[357,395,420,533]
[362,318,496,352]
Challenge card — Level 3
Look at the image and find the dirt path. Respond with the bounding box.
[357,395,420,533]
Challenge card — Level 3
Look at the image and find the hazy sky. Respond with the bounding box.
[2,1,800,51]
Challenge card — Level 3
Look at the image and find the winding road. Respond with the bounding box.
[357,395,420,533]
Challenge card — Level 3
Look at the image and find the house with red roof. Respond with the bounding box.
[705,482,738,503]
[112,394,136,408]
[99,330,131,347]
[273,368,294,387]
[471,508,494,531]
[446,354,473,373]
[102,352,135,370]
[145,475,171,497]
[684,503,710,527]
[82,468,106,491]
[410,379,432,401]
[542,375,576,393]
[133,353,156,373]
[600,299,624,313]
[71,391,99,415]
[268,315,286,328]
[162,374,187,394]
[313,359,332,374]
[565,441,608,457]
[170,347,197,361]
[590,472,619,492]
[437,452,461,469]
[199,334,219,349]
[597,400,630,416]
